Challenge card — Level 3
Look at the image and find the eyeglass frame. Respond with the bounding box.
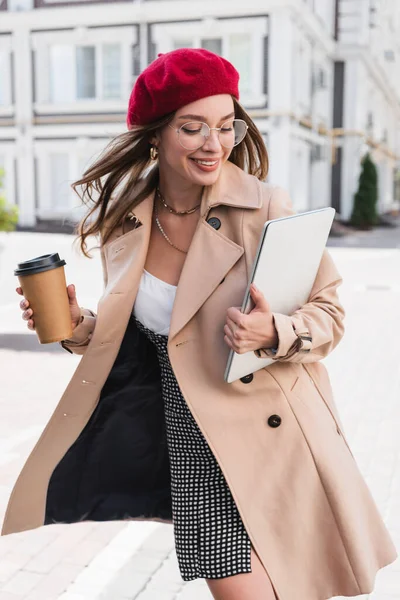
[168,118,249,150]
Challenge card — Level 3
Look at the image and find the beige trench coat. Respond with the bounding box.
[2,162,397,599]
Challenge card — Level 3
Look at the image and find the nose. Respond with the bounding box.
[201,129,222,152]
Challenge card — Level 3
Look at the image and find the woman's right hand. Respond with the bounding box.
[17,284,82,332]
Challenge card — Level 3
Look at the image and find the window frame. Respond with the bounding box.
[32,26,136,112]
[151,17,268,108]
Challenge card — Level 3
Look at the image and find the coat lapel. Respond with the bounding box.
[103,162,262,342]
[102,192,154,300]
[168,162,262,341]
[168,220,244,341]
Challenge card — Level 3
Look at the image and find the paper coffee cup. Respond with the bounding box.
[14,253,73,344]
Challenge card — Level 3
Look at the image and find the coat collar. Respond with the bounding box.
[200,160,263,215]
[126,160,263,224]
[107,161,262,341]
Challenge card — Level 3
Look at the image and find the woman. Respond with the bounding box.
[7,49,397,600]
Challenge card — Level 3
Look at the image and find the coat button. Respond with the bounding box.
[267,414,282,428]
[207,217,221,230]
[240,373,253,384]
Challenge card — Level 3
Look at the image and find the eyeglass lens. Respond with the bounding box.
[178,119,247,150]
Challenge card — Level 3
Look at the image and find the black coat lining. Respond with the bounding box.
[45,315,172,525]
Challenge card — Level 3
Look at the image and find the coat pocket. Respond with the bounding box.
[290,371,355,458]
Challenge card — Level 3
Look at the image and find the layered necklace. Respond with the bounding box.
[154,187,201,254]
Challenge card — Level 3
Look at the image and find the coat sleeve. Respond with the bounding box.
[59,241,107,355]
[255,187,345,363]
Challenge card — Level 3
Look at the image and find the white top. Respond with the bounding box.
[133,269,177,336]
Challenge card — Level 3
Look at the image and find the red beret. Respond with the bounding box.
[127,48,240,128]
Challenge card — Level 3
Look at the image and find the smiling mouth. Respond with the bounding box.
[190,158,219,166]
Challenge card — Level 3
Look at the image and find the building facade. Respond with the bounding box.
[333,0,400,219]
[0,0,399,229]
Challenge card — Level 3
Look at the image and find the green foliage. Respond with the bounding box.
[0,167,19,232]
[350,153,379,229]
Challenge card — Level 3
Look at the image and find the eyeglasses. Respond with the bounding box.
[168,119,248,150]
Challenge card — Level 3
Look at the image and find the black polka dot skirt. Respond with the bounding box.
[133,316,252,581]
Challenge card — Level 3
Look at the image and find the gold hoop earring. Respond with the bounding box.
[150,146,159,160]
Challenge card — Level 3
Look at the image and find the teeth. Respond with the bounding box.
[193,159,218,166]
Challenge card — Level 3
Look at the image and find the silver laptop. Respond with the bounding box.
[224,207,336,384]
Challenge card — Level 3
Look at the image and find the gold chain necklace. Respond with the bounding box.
[154,202,188,254]
[156,187,201,215]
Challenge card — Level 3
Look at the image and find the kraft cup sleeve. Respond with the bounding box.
[60,308,96,346]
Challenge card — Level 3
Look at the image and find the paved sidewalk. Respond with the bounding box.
[0,230,399,599]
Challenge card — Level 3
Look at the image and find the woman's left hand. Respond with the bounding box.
[224,284,279,354]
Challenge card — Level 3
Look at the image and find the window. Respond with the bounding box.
[228,34,252,96]
[32,26,137,107]
[201,38,222,55]
[200,32,254,98]
[151,17,268,107]
[76,46,96,99]
[49,44,122,102]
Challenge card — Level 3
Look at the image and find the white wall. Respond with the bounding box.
[268,3,334,211]
[338,3,400,220]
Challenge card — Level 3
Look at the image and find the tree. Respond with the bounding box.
[350,153,379,229]
[0,168,19,232]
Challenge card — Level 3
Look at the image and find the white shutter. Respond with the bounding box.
[49,45,74,103]
[102,44,121,100]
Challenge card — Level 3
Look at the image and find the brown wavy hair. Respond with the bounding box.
[72,98,269,258]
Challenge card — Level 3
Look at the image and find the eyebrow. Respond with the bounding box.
[177,112,235,121]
